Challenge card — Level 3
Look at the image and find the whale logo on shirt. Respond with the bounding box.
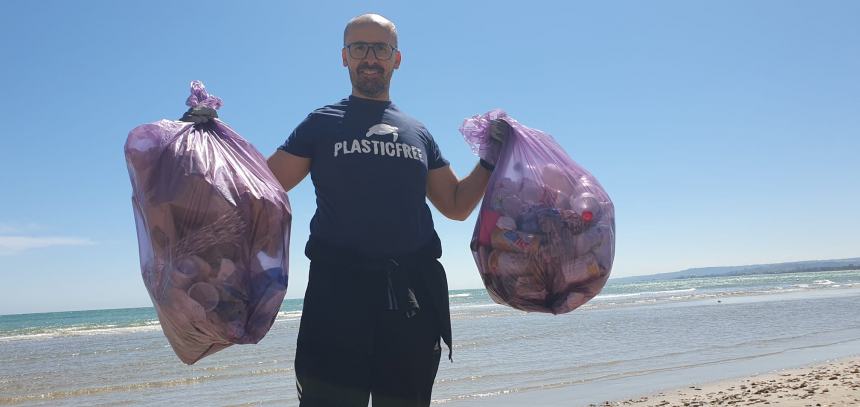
[366,123,399,142]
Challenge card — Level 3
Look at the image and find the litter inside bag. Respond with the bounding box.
[125,81,291,364]
[462,110,615,314]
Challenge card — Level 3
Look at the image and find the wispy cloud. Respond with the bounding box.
[0,236,96,255]
[0,222,43,234]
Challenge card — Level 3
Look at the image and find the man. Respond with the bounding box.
[265,13,507,407]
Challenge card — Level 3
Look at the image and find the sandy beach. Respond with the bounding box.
[602,357,860,407]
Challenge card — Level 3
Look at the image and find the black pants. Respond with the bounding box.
[295,259,443,407]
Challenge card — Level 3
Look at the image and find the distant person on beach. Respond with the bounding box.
[262,13,508,407]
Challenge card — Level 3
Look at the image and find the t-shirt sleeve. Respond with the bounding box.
[425,131,449,170]
[278,116,315,158]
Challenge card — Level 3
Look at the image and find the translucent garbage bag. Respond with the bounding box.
[462,110,615,314]
[124,81,291,364]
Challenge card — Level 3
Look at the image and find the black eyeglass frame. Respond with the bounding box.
[344,42,398,60]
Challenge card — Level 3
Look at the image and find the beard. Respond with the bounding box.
[349,63,392,98]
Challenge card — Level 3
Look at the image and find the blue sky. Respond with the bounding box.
[1,1,858,315]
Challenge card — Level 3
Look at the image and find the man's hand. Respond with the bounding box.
[489,119,511,143]
[180,106,218,124]
[480,119,511,170]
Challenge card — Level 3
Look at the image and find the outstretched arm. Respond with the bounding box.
[267,150,311,193]
[426,164,492,221]
[426,119,510,221]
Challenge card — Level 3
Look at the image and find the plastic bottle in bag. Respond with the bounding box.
[462,109,615,314]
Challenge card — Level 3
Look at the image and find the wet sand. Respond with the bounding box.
[600,357,860,407]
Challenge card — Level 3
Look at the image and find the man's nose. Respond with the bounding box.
[362,49,382,62]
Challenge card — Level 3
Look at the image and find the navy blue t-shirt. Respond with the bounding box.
[279,96,449,257]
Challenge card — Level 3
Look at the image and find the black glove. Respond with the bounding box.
[479,119,512,171]
[179,106,218,124]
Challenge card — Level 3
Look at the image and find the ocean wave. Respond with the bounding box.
[449,293,472,298]
[1,310,307,342]
[0,323,163,342]
[274,310,302,321]
[0,311,308,342]
[450,303,504,311]
[595,288,697,300]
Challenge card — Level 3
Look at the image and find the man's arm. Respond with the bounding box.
[426,118,510,221]
[426,164,492,221]
[267,150,311,193]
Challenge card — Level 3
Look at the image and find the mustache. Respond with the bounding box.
[357,63,385,72]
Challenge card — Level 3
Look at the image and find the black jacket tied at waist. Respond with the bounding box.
[304,232,453,361]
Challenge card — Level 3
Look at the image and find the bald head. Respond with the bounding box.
[343,13,398,47]
[341,13,402,100]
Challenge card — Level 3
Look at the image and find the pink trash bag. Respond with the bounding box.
[462,110,615,314]
[124,81,291,364]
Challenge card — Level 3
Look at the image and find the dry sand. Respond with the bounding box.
[597,357,860,407]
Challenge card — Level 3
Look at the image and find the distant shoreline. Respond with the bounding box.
[612,257,860,283]
[662,265,860,280]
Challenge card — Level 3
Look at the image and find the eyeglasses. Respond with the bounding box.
[344,42,397,60]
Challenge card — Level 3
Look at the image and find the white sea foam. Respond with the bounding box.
[274,311,303,321]
[595,288,697,301]
[450,303,504,311]
[0,323,162,342]
[1,310,308,342]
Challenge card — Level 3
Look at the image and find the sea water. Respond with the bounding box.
[2,269,860,406]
